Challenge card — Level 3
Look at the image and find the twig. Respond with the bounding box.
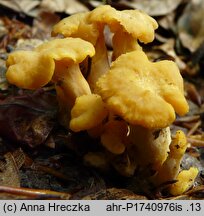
[187,137,204,147]
[0,186,71,199]
[187,120,201,136]
[174,115,200,123]
[32,164,75,182]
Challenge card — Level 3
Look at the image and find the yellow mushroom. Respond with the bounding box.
[52,11,109,91]
[101,120,129,155]
[152,130,188,186]
[96,50,189,128]
[52,5,158,91]
[169,167,199,196]
[6,38,95,127]
[52,12,99,45]
[6,51,55,89]
[69,94,108,132]
[128,126,171,171]
[88,5,158,59]
[95,50,189,176]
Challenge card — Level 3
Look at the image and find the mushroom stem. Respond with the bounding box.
[112,31,142,60]
[54,62,91,127]
[100,120,129,155]
[87,28,110,91]
[54,62,91,106]
[128,125,171,172]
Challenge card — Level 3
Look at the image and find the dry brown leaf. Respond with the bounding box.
[0,90,57,147]
[153,39,187,72]
[158,12,176,31]
[0,59,8,90]
[120,0,182,16]
[40,0,89,14]
[177,0,204,52]
[0,148,25,187]
[0,0,40,16]
[82,188,148,200]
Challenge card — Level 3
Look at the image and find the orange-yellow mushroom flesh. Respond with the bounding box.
[51,12,99,45]
[128,126,171,171]
[152,130,187,186]
[101,120,129,155]
[169,167,199,196]
[96,50,189,129]
[6,51,55,89]
[70,94,108,132]
[89,5,158,58]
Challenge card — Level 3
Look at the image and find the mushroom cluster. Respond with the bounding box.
[5,5,198,195]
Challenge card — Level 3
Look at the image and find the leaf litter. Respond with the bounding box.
[0,0,204,200]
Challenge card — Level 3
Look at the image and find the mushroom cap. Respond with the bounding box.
[6,51,55,89]
[69,94,108,132]
[95,50,189,129]
[6,38,95,90]
[35,37,95,63]
[51,12,99,45]
[88,5,158,43]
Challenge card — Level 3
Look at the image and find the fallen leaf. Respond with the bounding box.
[40,0,89,14]
[0,19,8,38]
[0,148,25,187]
[158,11,176,31]
[15,38,44,51]
[0,60,8,90]
[82,188,148,200]
[0,90,58,147]
[0,17,32,49]
[32,11,60,39]
[177,0,204,52]
[153,39,187,72]
[120,0,182,16]
[0,0,40,17]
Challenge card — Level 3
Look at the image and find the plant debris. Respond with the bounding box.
[0,148,25,187]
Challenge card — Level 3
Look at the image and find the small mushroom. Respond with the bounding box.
[169,167,199,196]
[88,5,158,59]
[151,130,188,186]
[52,12,99,45]
[69,94,108,132]
[6,38,95,127]
[151,130,199,195]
